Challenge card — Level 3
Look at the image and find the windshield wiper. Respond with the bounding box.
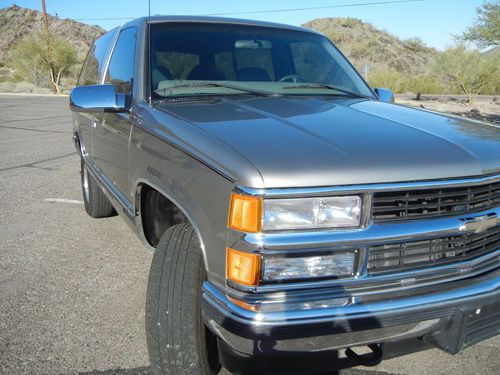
[283,83,372,99]
[156,82,278,97]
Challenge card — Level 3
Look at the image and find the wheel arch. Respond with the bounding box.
[134,179,210,268]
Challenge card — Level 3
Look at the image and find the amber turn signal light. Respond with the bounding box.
[228,296,259,312]
[226,248,260,286]
[228,193,262,233]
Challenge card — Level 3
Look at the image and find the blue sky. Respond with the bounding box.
[4,0,486,50]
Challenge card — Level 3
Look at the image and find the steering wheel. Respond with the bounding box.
[278,74,305,83]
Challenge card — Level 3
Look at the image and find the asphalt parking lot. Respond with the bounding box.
[0,94,498,375]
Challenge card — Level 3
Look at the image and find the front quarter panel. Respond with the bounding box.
[128,107,237,286]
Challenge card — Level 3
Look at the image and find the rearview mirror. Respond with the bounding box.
[235,39,272,50]
[374,87,395,103]
[69,84,128,113]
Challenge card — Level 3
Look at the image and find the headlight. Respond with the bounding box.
[262,252,355,282]
[226,247,357,286]
[263,196,361,230]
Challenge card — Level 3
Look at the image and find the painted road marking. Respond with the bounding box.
[45,198,84,205]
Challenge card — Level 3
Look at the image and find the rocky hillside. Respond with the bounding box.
[0,5,104,62]
[303,17,437,76]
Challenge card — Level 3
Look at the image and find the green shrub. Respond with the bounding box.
[403,37,430,53]
[341,18,361,28]
[434,45,499,103]
[368,67,403,92]
[368,67,447,94]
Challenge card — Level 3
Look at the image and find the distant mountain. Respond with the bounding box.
[302,17,438,76]
[0,5,104,62]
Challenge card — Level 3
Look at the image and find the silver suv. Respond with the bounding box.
[70,16,500,375]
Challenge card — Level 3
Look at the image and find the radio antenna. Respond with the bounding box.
[147,0,152,104]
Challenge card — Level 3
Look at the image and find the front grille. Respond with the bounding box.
[373,181,500,223]
[367,224,500,274]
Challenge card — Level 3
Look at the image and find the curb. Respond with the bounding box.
[0,92,69,97]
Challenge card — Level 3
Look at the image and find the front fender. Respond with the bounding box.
[129,125,234,286]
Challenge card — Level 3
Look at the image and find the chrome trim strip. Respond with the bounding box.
[203,273,500,326]
[227,206,499,293]
[230,249,500,294]
[236,207,500,252]
[236,173,500,198]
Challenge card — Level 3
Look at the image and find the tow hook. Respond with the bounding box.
[345,344,383,366]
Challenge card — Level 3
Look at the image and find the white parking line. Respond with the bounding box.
[45,198,84,205]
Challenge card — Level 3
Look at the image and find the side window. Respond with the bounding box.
[78,29,118,86]
[105,27,137,94]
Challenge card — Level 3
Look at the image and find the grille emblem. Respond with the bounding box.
[459,213,499,234]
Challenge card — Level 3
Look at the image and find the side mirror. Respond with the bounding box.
[70,84,128,113]
[374,87,395,103]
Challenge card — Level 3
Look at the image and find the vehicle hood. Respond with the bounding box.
[154,96,500,188]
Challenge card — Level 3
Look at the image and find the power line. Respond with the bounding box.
[74,17,135,21]
[205,0,424,16]
[73,0,424,21]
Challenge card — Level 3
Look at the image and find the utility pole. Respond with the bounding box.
[41,0,57,93]
[363,63,370,82]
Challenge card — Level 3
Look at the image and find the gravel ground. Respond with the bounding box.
[396,94,500,125]
[0,94,498,375]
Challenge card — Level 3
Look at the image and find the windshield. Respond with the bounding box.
[150,22,375,99]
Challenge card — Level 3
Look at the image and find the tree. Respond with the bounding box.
[434,45,499,105]
[7,32,78,93]
[7,42,48,87]
[461,1,500,47]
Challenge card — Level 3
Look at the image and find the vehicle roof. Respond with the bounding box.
[122,15,321,35]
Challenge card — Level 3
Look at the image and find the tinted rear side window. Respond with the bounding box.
[78,28,118,86]
[105,27,137,94]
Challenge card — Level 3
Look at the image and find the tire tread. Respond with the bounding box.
[146,223,216,375]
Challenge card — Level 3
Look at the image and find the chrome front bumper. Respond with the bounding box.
[202,268,500,354]
[207,174,500,360]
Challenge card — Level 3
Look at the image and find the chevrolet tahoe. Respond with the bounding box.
[69,16,500,375]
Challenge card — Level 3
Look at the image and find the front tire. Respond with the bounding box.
[80,159,115,218]
[146,223,220,375]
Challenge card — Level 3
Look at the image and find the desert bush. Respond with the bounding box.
[13,81,35,93]
[327,30,348,45]
[32,87,51,94]
[434,45,499,103]
[0,82,15,92]
[0,66,12,83]
[341,18,361,28]
[350,40,371,60]
[7,32,78,93]
[368,67,404,92]
[403,37,431,53]
[402,74,447,95]
[368,67,446,94]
